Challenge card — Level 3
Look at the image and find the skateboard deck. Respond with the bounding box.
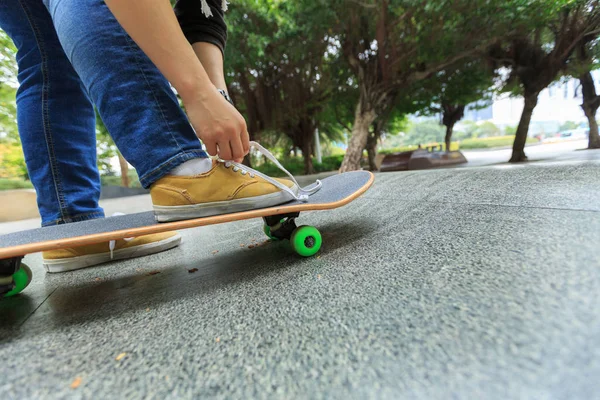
[0,171,374,297]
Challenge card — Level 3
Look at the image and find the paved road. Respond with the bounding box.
[1,152,600,399]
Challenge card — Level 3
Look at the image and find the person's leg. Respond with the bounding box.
[0,0,184,273]
[43,0,209,189]
[0,0,104,226]
[45,0,307,223]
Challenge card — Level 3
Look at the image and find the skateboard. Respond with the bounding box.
[0,170,374,297]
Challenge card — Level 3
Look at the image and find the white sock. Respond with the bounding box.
[170,158,213,176]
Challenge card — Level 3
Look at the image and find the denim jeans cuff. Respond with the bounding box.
[139,150,209,188]
[42,211,105,227]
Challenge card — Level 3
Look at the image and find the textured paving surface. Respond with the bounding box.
[1,155,600,399]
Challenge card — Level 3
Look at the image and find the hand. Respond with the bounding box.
[183,87,250,162]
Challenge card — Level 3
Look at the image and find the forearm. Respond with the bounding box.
[192,42,227,91]
[104,0,212,101]
[174,0,229,91]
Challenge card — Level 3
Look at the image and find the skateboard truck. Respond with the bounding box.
[263,212,300,240]
[262,213,322,257]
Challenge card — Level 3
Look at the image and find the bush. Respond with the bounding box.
[0,143,28,180]
[100,170,142,187]
[253,155,344,177]
[459,135,538,149]
[0,178,33,190]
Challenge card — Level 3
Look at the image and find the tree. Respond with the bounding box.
[96,113,130,187]
[317,0,516,172]
[0,31,27,180]
[0,31,19,143]
[364,94,413,170]
[577,41,600,148]
[418,59,494,151]
[225,0,337,174]
[489,0,600,161]
[366,110,395,171]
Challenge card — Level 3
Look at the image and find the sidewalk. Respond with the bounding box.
[1,155,599,398]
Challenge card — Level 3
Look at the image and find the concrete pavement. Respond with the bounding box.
[1,152,599,399]
[459,139,591,167]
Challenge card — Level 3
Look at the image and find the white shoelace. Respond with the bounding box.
[108,213,134,259]
[218,141,322,201]
[107,144,319,257]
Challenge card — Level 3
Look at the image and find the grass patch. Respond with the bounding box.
[380,136,539,154]
[459,135,538,149]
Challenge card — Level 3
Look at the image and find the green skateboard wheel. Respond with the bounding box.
[4,264,32,297]
[290,225,322,257]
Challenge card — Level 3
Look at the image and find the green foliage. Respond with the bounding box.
[95,113,118,176]
[419,59,495,118]
[473,121,501,137]
[559,121,580,131]
[1,1,598,177]
[0,143,28,179]
[0,178,33,190]
[0,31,18,144]
[101,170,142,188]
[394,120,446,146]
[459,135,538,149]
[225,0,341,172]
[504,125,517,135]
[253,155,344,177]
[454,120,503,140]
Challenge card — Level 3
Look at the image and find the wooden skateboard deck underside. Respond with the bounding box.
[0,171,374,259]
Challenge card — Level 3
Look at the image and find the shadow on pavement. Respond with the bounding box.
[0,217,376,341]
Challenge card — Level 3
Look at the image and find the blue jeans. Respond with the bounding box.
[0,0,207,226]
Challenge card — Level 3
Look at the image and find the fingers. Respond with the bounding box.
[241,128,250,154]
[230,136,245,163]
[217,141,233,161]
[205,140,218,157]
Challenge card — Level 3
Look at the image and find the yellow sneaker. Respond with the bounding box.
[42,232,181,273]
[152,142,322,222]
[151,161,301,222]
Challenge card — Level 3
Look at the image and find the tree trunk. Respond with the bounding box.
[302,144,314,175]
[510,91,539,162]
[366,133,378,171]
[441,104,465,152]
[340,101,377,172]
[118,152,129,188]
[444,125,453,153]
[583,107,600,149]
[580,71,600,149]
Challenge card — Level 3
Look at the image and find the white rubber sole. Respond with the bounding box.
[43,233,182,273]
[153,185,299,222]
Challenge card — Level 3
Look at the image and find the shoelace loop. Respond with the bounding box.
[224,161,255,177]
